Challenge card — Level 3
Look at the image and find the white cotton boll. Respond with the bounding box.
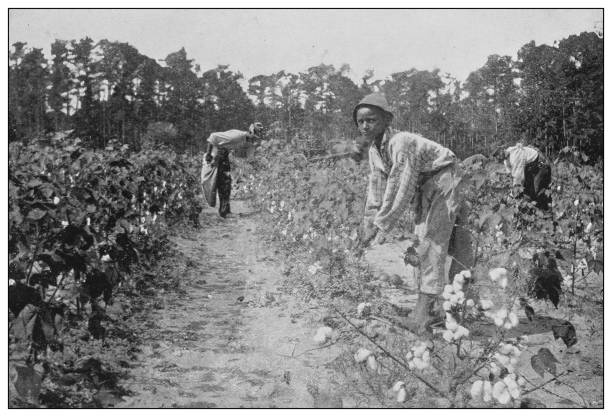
[413,357,428,370]
[392,381,405,392]
[512,346,522,358]
[494,353,510,366]
[314,326,333,345]
[413,344,427,357]
[443,301,452,311]
[503,321,514,330]
[442,330,454,342]
[421,350,430,363]
[61,220,69,228]
[489,267,508,282]
[455,290,465,304]
[470,380,484,400]
[53,196,60,205]
[446,316,458,331]
[367,355,378,371]
[461,270,472,279]
[500,344,514,355]
[357,302,372,317]
[455,325,470,339]
[453,280,464,292]
[483,381,493,402]
[494,316,505,327]
[493,382,511,404]
[499,276,508,289]
[442,285,454,299]
[408,360,415,370]
[466,299,475,308]
[489,362,501,377]
[449,294,459,304]
[509,386,521,400]
[574,199,579,206]
[480,299,494,310]
[503,374,519,393]
[396,387,408,403]
[101,254,112,262]
[508,312,519,327]
[453,273,465,285]
[585,222,593,233]
[354,348,372,363]
[405,350,413,361]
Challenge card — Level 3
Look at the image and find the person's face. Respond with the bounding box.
[356,106,389,142]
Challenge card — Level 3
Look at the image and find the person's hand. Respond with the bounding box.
[246,133,260,144]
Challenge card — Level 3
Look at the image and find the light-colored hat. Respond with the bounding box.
[353,93,394,124]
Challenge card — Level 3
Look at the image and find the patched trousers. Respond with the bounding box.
[414,165,474,295]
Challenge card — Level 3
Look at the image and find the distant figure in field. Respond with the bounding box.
[202,123,264,218]
[502,142,552,210]
[355,93,473,334]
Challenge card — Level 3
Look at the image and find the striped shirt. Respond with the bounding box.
[365,129,457,232]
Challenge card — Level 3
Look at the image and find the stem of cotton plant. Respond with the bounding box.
[331,305,449,399]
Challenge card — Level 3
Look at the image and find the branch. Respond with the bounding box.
[331,305,448,398]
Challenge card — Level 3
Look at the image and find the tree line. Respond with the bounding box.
[8,30,602,160]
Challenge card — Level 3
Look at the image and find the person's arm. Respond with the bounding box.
[205,142,214,163]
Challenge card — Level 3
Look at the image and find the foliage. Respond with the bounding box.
[236,132,602,407]
[9,30,603,161]
[8,136,202,405]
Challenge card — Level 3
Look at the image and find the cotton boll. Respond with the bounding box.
[396,387,408,403]
[367,355,378,371]
[442,330,454,342]
[489,362,501,377]
[354,348,372,363]
[480,299,494,310]
[455,325,470,339]
[470,380,484,400]
[405,350,413,361]
[489,267,508,282]
[499,276,508,289]
[508,312,519,327]
[466,299,475,308]
[421,350,430,363]
[482,381,493,402]
[357,302,372,317]
[392,381,405,392]
[443,301,452,311]
[445,316,458,331]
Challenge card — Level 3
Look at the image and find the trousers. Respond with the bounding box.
[413,165,474,295]
[523,156,552,210]
[215,148,232,218]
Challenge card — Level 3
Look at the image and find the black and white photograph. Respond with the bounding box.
[6,6,605,409]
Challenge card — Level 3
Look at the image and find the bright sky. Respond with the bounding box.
[8,9,603,84]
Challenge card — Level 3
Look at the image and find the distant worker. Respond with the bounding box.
[502,142,552,210]
[355,93,473,335]
[202,123,265,218]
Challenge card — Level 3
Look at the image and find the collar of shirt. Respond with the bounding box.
[369,128,396,174]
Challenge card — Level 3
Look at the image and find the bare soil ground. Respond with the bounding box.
[118,201,347,408]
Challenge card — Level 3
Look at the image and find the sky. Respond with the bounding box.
[8,9,603,84]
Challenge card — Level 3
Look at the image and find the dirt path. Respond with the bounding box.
[117,201,345,408]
